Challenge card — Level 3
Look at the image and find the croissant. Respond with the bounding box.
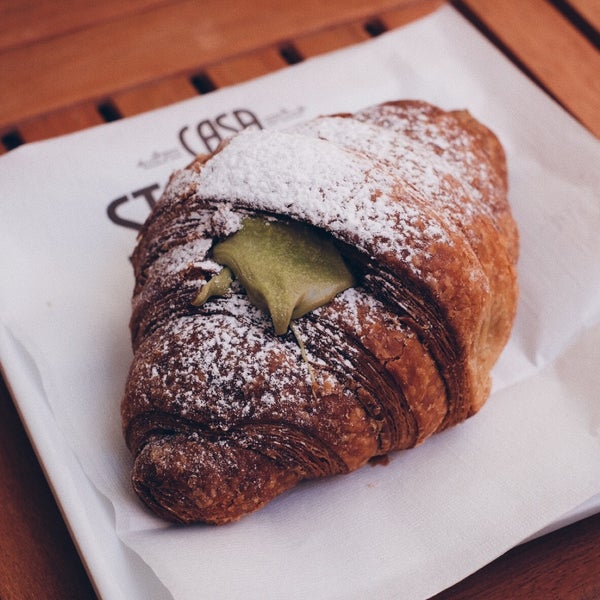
[122,100,519,525]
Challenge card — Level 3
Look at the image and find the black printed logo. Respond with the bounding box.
[178,109,263,156]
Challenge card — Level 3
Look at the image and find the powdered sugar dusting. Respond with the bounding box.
[154,237,214,276]
[134,297,323,427]
[181,128,455,274]
[292,115,486,219]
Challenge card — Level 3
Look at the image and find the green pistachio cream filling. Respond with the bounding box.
[193,217,355,335]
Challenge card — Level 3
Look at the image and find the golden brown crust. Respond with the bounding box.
[121,100,519,524]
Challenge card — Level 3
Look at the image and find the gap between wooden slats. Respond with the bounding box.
[561,0,600,38]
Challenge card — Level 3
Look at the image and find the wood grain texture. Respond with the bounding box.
[0,0,412,129]
[459,0,600,137]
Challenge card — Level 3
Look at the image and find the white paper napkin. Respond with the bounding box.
[1,5,599,599]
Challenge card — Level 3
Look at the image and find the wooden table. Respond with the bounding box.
[1,1,599,598]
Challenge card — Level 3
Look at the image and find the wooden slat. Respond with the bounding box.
[0,378,97,600]
[461,0,600,137]
[0,0,171,52]
[206,47,288,88]
[294,23,371,57]
[0,0,415,130]
[18,103,105,143]
[113,75,198,117]
[380,0,445,28]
